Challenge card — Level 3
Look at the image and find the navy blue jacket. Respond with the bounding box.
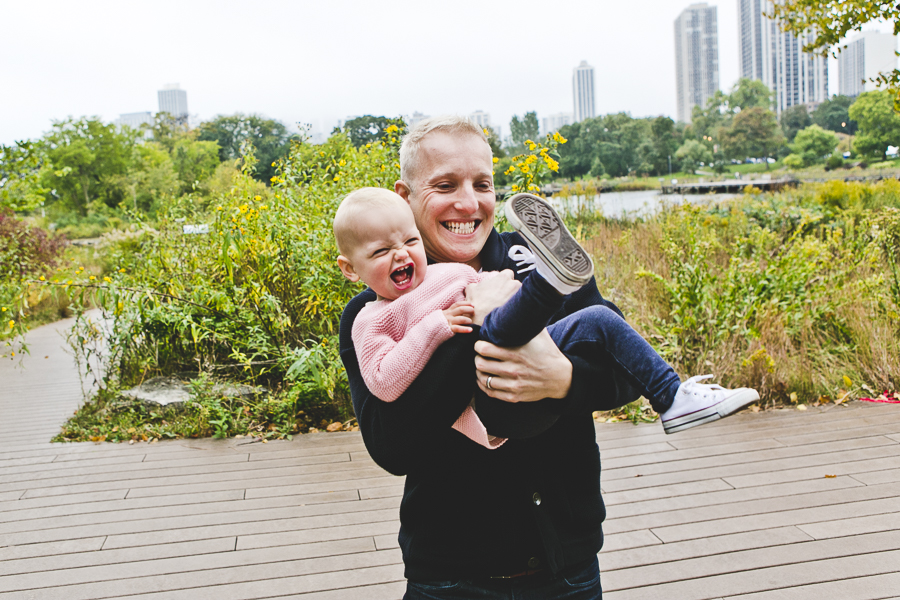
[339,228,639,581]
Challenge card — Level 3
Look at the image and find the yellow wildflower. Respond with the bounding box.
[103,277,111,283]
[8,320,14,329]
[89,275,96,281]
[385,124,399,134]
[254,195,262,201]
[239,204,249,213]
[492,157,499,163]
[1,307,5,311]
[339,159,346,166]
[511,184,520,191]
[333,175,340,182]
[39,276,45,281]
[260,204,268,210]
[119,268,126,273]
[366,144,371,148]
[520,165,530,174]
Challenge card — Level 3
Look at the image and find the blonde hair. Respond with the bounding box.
[399,115,489,191]
[333,187,409,255]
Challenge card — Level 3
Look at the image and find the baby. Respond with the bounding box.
[334,187,759,448]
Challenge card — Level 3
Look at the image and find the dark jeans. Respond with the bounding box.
[404,556,602,599]
[481,273,681,413]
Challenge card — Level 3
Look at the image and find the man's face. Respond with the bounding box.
[398,131,495,270]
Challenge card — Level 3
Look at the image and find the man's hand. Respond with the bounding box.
[465,269,521,326]
[443,302,475,334]
[474,329,573,403]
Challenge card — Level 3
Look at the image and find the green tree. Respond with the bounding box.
[690,90,730,137]
[812,96,858,135]
[729,78,774,112]
[770,1,900,102]
[341,115,403,148]
[150,112,193,152]
[780,104,812,142]
[509,112,540,151]
[848,90,900,160]
[1,141,48,212]
[484,125,506,159]
[106,142,179,213]
[40,117,137,215]
[720,107,785,169]
[196,114,293,183]
[644,116,681,174]
[675,139,714,174]
[791,125,839,165]
[172,139,220,194]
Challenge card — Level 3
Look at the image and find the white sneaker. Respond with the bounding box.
[661,375,760,434]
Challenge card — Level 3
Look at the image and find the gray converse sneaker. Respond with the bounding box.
[661,375,760,434]
[504,193,594,289]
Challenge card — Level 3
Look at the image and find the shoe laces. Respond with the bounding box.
[508,245,536,274]
[684,374,725,399]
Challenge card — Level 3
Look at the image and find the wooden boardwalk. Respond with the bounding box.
[2,321,900,599]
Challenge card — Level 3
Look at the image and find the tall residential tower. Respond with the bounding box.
[738,0,827,114]
[572,61,596,123]
[674,3,720,123]
[839,31,898,97]
[158,84,188,120]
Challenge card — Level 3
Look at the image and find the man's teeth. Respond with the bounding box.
[444,221,476,235]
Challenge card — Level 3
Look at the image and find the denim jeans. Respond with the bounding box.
[481,273,681,413]
[404,556,602,599]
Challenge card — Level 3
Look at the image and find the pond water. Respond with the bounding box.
[551,190,738,220]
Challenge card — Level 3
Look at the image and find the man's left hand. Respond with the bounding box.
[474,329,573,403]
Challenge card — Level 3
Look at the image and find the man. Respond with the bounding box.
[339,115,637,598]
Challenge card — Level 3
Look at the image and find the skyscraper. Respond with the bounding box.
[542,112,573,135]
[572,61,596,123]
[158,84,188,120]
[674,3,720,124]
[738,0,827,114]
[839,31,898,97]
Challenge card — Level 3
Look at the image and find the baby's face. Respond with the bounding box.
[342,203,428,301]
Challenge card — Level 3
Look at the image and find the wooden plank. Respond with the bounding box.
[650,497,899,544]
[798,510,900,540]
[721,572,900,600]
[603,530,900,592]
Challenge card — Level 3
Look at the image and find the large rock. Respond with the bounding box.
[120,376,263,407]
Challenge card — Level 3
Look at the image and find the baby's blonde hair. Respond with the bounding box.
[333,187,409,255]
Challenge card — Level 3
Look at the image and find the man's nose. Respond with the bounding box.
[453,184,479,214]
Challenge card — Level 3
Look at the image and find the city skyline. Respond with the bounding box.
[0,0,869,145]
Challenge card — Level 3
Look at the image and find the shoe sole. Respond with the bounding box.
[662,388,760,434]
[504,193,594,286]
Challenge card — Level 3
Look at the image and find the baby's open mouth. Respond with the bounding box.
[390,264,414,287]
[442,220,479,235]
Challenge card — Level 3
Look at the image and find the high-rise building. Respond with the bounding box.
[405,111,430,129]
[115,111,154,131]
[839,31,898,97]
[674,3,720,124]
[542,112,573,135]
[572,61,596,122]
[738,0,828,114]
[157,84,188,120]
[469,110,491,128]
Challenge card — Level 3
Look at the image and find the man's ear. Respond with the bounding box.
[337,255,360,282]
[395,180,411,203]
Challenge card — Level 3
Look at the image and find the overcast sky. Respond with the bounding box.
[0,0,863,146]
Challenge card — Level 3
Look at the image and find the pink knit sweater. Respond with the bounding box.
[352,263,506,449]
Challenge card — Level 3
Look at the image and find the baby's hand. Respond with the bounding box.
[443,302,475,334]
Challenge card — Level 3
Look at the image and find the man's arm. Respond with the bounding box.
[341,291,477,476]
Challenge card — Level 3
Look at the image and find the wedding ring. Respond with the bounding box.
[486,376,494,390]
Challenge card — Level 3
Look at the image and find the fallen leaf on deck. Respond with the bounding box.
[797,405,807,411]
[825,474,836,478]
[326,422,343,432]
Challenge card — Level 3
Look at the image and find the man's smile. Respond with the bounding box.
[442,220,479,235]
